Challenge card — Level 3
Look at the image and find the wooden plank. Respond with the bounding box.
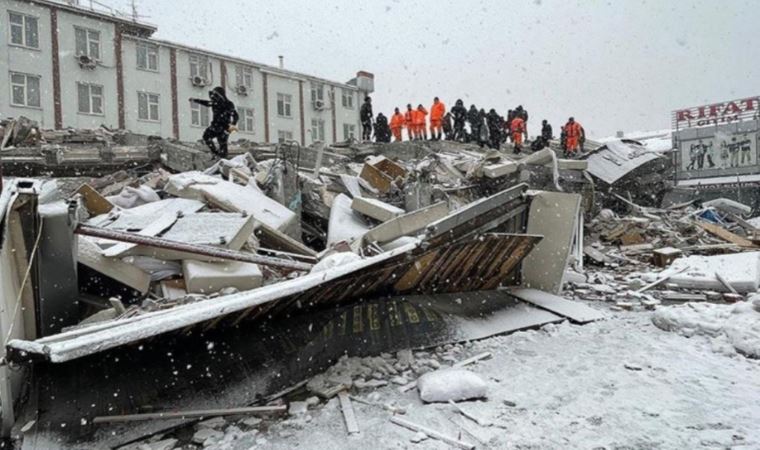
[698,221,757,248]
[509,288,605,324]
[337,390,360,435]
[92,405,287,424]
[715,272,739,294]
[75,183,114,215]
[390,417,475,450]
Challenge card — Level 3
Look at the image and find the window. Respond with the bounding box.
[9,12,38,48]
[75,27,101,60]
[343,124,356,140]
[138,92,160,121]
[311,82,324,105]
[136,42,158,71]
[341,89,354,109]
[189,54,209,80]
[77,83,104,115]
[277,130,293,142]
[311,119,325,142]
[235,66,253,89]
[238,108,254,133]
[10,73,41,108]
[277,93,292,117]
[191,102,210,127]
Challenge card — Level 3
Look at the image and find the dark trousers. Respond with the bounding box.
[362,121,372,141]
[203,126,229,159]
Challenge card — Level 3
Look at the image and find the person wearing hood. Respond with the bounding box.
[360,96,374,141]
[451,99,467,142]
[390,108,405,142]
[466,105,480,143]
[486,109,502,149]
[190,86,239,159]
[404,104,415,140]
[429,97,446,141]
[442,112,453,140]
[374,113,391,143]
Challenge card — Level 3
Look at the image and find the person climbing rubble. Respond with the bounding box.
[189,86,239,159]
[360,96,374,142]
[429,97,446,141]
[451,99,467,142]
[390,107,405,142]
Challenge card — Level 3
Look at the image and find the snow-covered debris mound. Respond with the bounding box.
[652,298,760,358]
[417,368,487,403]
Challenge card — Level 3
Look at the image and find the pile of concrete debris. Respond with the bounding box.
[571,195,760,309]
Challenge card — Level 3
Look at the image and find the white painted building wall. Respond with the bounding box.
[122,37,173,137]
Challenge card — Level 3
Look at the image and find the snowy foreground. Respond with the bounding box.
[133,303,760,450]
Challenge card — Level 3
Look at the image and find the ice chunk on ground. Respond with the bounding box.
[417,368,487,403]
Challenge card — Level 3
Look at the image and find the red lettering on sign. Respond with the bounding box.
[697,106,707,119]
[708,104,723,117]
[743,98,758,111]
[676,110,694,122]
[723,102,742,115]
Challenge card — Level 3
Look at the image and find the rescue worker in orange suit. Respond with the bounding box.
[414,104,428,140]
[429,97,446,141]
[390,107,405,142]
[510,114,526,154]
[564,117,583,157]
[404,104,415,140]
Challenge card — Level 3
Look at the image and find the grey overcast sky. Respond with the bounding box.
[111,0,760,138]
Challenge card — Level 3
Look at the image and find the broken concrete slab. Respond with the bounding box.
[182,260,263,294]
[161,213,253,250]
[665,252,760,294]
[89,198,205,232]
[509,288,605,324]
[351,197,405,222]
[363,201,449,245]
[78,236,151,293]
[327,194,371,247]
[166,171,299,238]
[483,161,518,178]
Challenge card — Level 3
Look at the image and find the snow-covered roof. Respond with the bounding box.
[583,139,663,185]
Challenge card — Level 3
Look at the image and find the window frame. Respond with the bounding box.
[191,102,210,127]
[74,26,101,61]
[343,123,356,140]
[189,54,210,81]
[8,11,39,50]
[136,42,159,72]
[77,82,104,116]
[235,65,253,89]
[277,130,294,142]
[137,91,160,122]
[276,93,293,118]
[341,89,355,110]
[311,118,325,142]
[10,72,41,108]
[237,107,255,133]
[311,82,324,105]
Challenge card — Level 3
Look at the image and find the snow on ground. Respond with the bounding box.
[197,308,760,450]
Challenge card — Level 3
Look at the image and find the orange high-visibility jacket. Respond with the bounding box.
[404,110,414,126]
[511,117,525,134]
[413,107,428,126]
[430,102,446,122]
[565,121,582,138]
[390,113,405,130]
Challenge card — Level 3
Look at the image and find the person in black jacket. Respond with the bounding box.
[360,96,373,141]
[541,119,553,142]
[374,113,391,143]
[451,99,467,142]
[442,112,453,140]
[190,86,238,159]
[486,109,502,149]
[466,105,480,143]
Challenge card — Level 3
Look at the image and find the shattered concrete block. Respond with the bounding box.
[553,159,589,170]
[351,197,405,222]
[182,260,263,294]
[326,194,370,246]
[191,428,223,445]
[364,201,449,245]
[162,213,254,250]
[288,401,309,416]
[483,161,518,178]
[78,236,151,293]
[197,416,226,430]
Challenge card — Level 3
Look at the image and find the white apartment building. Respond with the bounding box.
[0,0,374,145]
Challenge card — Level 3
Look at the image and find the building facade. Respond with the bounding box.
[0,0,374,145]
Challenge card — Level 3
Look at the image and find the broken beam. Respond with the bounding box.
[92,405,287,424]
[75,224,313,272]
[390,416,475,450]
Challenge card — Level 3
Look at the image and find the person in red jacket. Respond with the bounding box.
[404,104,415,140]
[429,97,446,141]
[414,104,428,140]
[390,107,405,142]
[510,115,526,154]
[565,117,583,156]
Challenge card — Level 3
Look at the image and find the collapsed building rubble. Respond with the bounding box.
[2,120,759,449]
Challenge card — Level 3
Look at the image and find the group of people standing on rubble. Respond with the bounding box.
[359,96,586,157]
